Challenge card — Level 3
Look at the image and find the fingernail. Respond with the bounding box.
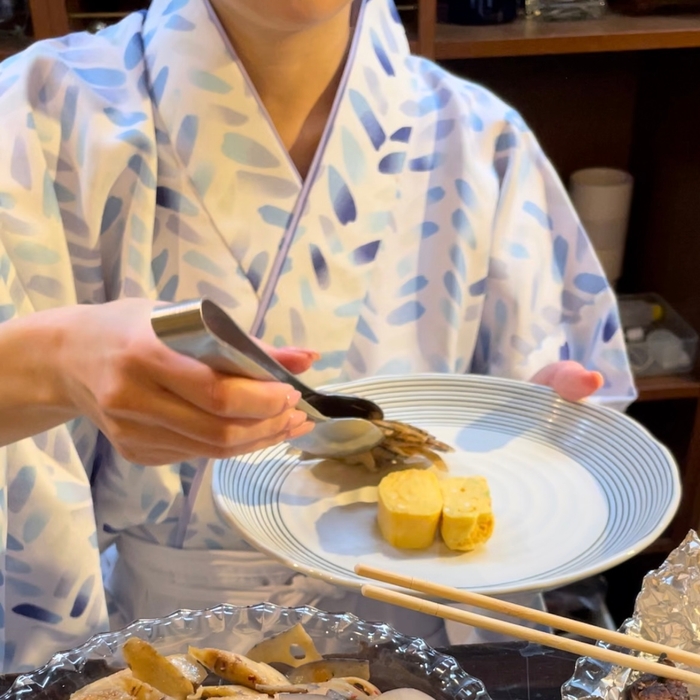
[289,347,321,361]
[286,390,302,408]
[286,409,307,430]
[288,421,315,439]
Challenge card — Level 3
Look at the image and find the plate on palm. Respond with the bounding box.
[213,374,680,596]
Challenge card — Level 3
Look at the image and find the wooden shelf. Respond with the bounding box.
[0,35,31,60]
[636,374,700,402]
[434,14,700,59]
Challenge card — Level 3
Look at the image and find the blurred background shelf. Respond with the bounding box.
[637,374,700,401]
[434,14,700,58]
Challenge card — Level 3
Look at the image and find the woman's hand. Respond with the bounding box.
[37,299,315,465]
[530,361,604,402]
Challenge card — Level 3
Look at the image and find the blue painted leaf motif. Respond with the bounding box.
[560,342,571,361]
[222,134,280,167]
[356,316,379,343]
[436,119,455,140]
[99,197,123,236]
[156,187,198,215]
[7,534,23,551]
[246,251,269,292]
[124,32,142,69]
[352,240,381,265]
[523,201,553,230]
[104,107,148,127]
[217,107,248,125]
[510,243,529,259]
[455,179,476,208]
[398,276,429,296]
[161,274,179,300]
[401,89,452,118]
[440,298,459,330]
[176,115,198,166]
[387,301,426,326]
[380,9,399,53]
[290,308,307,347]
[74,68,126,88]
[378,152,405,174]
[70,575,96,617]
[11,137,31,189]
[363,66,389,116]
[6,578,42,597]
[419,222,439,239]
[328,166,357,225]
[190,70,232,94]
[12,604,62,624]
[349,90,386,150]
[23,512,49,543]
[426,186,445,204]
[117,129,153,153]
[452,209,476,247]
[165,214,201,243]
[258,205,291,228]
[495,132,518,152]
[184,251,226,278]
[553,235,568,280]
[390,126,412,143]
[469,278,487,296]
[165,14,195,30]
[152,66,169,104]
[8,466,36,514]
[60,86,78,140]
[335,300,363,317]
[603,311,619,342]
[151,248,168,284]
[443,270,463,304]
[409,153,444,172]
[341,128,365,184]
[310,244,330,289]
[346,343,367,374]
[6,556,31,574]
[237,172,298,198]
[450,244,467,280]
[574,273,607,294]
[128,155,156,188]
[371,29,394,76]
[28,274,63,298]
[163,0,188,13]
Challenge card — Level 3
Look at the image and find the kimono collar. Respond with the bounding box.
[141,0,411,186]
[140,0,414,338]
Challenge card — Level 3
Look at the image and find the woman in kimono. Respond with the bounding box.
[0,0,635,673]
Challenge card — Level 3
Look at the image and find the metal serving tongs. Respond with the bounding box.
[151,299,385,458]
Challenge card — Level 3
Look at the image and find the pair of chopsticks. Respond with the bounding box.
[355,564,700,686]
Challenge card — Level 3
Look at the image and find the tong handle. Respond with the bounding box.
[151,299,326,421]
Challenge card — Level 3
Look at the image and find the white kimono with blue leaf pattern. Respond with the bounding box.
[0,0,635,672]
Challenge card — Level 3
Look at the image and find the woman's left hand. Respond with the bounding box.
[531,361,604,402]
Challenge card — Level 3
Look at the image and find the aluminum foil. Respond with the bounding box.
[562,530,700,700]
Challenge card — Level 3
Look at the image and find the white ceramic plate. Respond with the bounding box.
[213,374,681,596]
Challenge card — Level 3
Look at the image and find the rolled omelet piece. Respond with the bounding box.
[439,476,494,552]
[377,469,443,549]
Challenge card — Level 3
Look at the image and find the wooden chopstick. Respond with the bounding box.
[360,583,700,686]
[355,564,700,670]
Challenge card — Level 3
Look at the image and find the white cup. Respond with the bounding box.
[569,168,634,286]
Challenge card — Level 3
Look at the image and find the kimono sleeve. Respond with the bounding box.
[471,116,637,411]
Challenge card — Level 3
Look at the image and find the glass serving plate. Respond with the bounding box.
[0,604,491,700]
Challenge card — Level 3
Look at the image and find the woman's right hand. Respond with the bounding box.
[1,298,315,465]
